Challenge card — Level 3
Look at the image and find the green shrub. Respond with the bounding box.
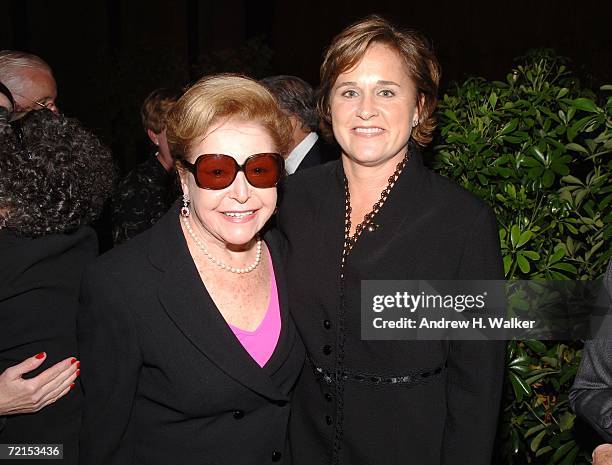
[432,50,611,464]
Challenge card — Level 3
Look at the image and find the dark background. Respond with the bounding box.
[2,0,611,172]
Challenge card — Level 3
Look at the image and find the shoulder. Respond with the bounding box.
[83,229,151,287]
[280,160,340,207]
[420,167,495,224]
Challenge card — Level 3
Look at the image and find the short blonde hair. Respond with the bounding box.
[167,74,293,165]
[140,88,181,134]
[318,15,441,147]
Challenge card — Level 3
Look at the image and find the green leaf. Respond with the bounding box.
[551,262,578,274]
[535,445,553,457]
[522,250,540,260]
[500,119,519,136]
[559,445,579,465]
[570,97,599,113]
[559,411,575,432]
[525,340,547,354]
[510,225,521,247]
[508,371,530,402]
[517,231,533,247]
[525,423,546,438]
[551,441,576,463]
[601,84,612,91]
[503,255,512,276]
[530,429,547,452]
[542,170,555,188]
[517,254,530,273]
[566,143,589,153]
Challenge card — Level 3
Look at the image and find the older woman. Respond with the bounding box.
[78,75,304,465]
[0,108,113,464]
[278,16,505,465]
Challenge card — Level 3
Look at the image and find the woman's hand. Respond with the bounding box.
[0,353,80,416]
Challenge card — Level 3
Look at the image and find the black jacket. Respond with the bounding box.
[570,260,612,443]
[0,227,98,465]
[295,137,339,172]
[78,203,305,465]
[278,151,506,465]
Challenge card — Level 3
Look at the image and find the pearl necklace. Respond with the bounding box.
[181,215,262,274]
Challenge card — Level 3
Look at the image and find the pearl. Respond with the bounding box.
[181,216,262,274]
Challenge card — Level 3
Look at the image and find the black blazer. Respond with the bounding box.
[78,204,305,465]
[0,227,98,465]
[278,150,506,465]
[570,260,612,443]
[295,137,339,172]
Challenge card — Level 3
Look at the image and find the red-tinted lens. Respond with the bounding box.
[244,153,283,188]
[194,155,237,189]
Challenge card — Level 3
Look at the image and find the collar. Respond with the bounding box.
[285,132,318,174]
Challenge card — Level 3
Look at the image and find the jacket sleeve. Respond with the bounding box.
[441,204,506,465]
[78,265,143,465]
[569,338,612,442]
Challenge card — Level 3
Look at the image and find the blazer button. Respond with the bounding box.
[324,393,333,402]
[272,451,282,462]
[325,415,333,425]
[322,344,332,355]
[232,410,244,419]
[323,319,331,330]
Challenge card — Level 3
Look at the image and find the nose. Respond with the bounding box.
[357,93,378,120]
[228,172,250,204]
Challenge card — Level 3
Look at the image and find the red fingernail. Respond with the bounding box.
[70,383,75,390]
[76,369,80,377]
[35,352,45,359]
[70,358,77,364]
[76,361,80,369]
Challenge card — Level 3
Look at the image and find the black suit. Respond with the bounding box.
[278,149,506,465]
[0,227,98,465]
[78,203,305,465]
[570,260,612,442]
[294,137,339,172]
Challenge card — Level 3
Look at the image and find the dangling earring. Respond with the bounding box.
[181,194,190,217]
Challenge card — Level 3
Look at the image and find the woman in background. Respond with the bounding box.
[0,107,114,464]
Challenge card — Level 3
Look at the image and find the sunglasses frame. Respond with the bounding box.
[181,152,285,190]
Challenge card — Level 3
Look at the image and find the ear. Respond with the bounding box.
[147,128,159,146]
[414,94,426,126]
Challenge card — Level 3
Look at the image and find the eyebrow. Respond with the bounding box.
[335,80,401,88]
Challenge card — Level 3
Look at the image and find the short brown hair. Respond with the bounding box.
[318,15,441,147]
[166,74,293,165]
[141,88,181,134]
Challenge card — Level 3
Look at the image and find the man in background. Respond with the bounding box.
[0,50,58,119]
[261,75,337,174]
[112,88,181,244]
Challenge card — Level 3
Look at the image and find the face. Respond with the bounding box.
[180,119,278,249]
[12,67,58,117]
[330,43,420,169]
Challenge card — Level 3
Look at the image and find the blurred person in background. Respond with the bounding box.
[261,75,337,174]
[0,105,114,464]
[112,87,182,244]
[0,50,58,120]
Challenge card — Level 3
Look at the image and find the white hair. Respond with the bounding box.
[0,50,53,90]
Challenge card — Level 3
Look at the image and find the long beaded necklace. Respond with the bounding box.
[181,215,262,274]
[341,152,410,270]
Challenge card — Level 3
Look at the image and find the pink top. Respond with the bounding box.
[228,256,281,367]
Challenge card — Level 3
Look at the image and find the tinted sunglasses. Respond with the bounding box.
[181,153,285,190]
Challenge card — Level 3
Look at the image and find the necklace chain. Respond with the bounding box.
[341,153,410,270]
[181,215,262,274]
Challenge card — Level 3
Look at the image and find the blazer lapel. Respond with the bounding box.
[150,205,288,401]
